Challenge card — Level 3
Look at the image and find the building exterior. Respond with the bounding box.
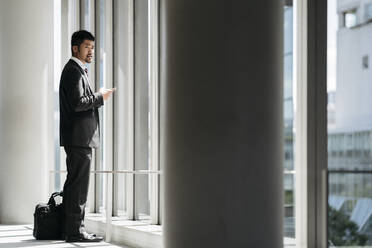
[328,0,372,243]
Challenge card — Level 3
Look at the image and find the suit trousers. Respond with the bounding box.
[62,146,92,237]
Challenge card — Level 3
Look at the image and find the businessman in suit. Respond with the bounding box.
[59,30,114,242]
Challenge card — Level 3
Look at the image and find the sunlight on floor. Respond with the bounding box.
[0,225,130,248]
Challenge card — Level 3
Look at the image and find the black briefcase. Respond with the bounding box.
[33,191,64,240]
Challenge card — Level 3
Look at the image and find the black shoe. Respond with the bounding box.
[65,232,103,242]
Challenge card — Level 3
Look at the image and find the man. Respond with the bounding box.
[59,30,114,242]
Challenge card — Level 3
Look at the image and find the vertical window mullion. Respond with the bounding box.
[294,0,309,246]
[94,0,101,213]
[127,0,135,221]
[294,0,327,246]
[148,0,159,225]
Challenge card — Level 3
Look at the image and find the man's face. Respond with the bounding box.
[73,40,94,64]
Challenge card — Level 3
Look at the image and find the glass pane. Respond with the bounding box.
[344,11,357,28]
[54,88,61,191]
[96,0,107,214]
[329,173,372,246]
[135,174,150,222]
[112,0,133,219]
[79,0,96,216]
[327,0,372,246]
[83,0,91,31]
[284,2,295,247]
[114,173,127,217]
[134,0,150,220]
[365,4,372,21]
[55,0,81,193]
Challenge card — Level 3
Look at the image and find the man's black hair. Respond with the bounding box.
[71,30,95,55]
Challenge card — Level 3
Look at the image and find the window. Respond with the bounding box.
[362,55,368,69]
[54,0,160,228]
[343,9,358,28]
[112,0,135,220]
[328,0,372,246]
[54,0,81,193]
[283,1,295,246]
[365,3,372,22]
[95,0,114,215]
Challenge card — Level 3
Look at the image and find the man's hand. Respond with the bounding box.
[99,87,115,100]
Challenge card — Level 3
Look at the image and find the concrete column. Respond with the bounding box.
[0,0,54,223]
[160,0,283,247]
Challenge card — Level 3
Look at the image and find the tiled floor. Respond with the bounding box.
[0,225,130,248]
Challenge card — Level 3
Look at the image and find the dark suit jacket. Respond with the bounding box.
[59,59,103,148]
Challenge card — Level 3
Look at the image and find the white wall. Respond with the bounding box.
[0,0,55,224]
[335,23,372,132]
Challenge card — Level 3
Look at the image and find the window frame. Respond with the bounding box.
[294,0,328,247]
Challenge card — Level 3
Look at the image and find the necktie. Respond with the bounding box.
[84,68,88,77]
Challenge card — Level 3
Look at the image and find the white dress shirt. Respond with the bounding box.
[71,56,89,80]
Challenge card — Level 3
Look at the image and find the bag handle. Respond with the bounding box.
[47,191,63,207]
